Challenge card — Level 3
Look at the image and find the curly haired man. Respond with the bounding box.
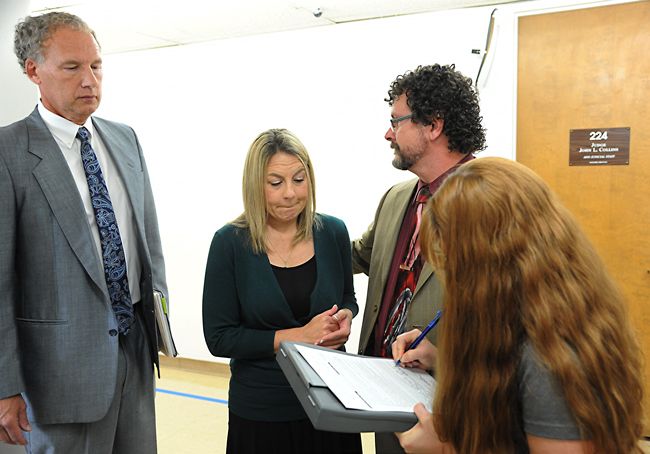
[351,64,486,454]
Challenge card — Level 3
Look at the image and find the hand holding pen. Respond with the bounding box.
[393,310,442,368]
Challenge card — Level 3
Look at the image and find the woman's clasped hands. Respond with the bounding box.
[302,304,353,349]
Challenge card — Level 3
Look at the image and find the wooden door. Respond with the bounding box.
[517,1,650,433]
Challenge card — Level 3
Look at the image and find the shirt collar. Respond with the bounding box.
[413,153,475,202]
[415,179,429,193]
[38,102,96,148]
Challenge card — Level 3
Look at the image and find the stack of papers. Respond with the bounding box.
[295,345,434,413]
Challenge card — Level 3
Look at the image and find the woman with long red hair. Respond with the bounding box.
[393,157,643,454]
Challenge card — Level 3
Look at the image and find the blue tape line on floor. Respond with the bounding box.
[156,388,228,405]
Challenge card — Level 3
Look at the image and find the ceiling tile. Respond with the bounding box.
[29,0,528,54]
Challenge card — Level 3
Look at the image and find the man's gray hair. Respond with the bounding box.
[14,12,99,74]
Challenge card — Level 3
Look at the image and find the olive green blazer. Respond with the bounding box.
[352,178,444,354]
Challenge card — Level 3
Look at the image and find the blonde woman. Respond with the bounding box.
[202,129,361,454]
[393,157,643,454]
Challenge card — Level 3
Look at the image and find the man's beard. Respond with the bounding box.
[391,142,421,171]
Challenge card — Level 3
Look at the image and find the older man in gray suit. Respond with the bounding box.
[0,12,167,453]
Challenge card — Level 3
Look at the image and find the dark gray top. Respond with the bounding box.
[518,342,582,441]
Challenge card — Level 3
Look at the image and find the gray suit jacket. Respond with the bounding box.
[0,108,168,424]
[352,178,444,354]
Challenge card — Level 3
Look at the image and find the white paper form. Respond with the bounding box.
[295,345,435,413]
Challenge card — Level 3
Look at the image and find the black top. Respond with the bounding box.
[271,256,317,324]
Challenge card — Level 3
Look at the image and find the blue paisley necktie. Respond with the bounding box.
[77,126,134,334]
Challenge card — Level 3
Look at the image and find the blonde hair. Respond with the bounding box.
[233,128,318,254]
[421,157,643,453]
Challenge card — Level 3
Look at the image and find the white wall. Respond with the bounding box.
[0,0,37,127]
[95,6,498,363]
[93,0,627,362]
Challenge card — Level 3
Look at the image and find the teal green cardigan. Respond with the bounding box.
[202,213,358,421]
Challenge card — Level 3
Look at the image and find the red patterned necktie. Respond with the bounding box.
[400,185,431,271]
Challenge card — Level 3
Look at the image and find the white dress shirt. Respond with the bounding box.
[38,103,142,304]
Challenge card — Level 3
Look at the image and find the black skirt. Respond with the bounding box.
[226,410,362,454]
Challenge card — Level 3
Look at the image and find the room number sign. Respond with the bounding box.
[569,127,630,166]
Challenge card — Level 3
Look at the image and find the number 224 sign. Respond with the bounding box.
[569,127,630,166]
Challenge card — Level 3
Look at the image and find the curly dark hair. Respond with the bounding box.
[386,64,486,154]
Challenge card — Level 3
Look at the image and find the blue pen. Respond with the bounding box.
[395,309,443,366]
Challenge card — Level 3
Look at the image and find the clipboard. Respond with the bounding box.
[276,341,418,433]
[153,290,178,357]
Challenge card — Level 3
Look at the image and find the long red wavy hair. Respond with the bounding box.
[420,157,643,453]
